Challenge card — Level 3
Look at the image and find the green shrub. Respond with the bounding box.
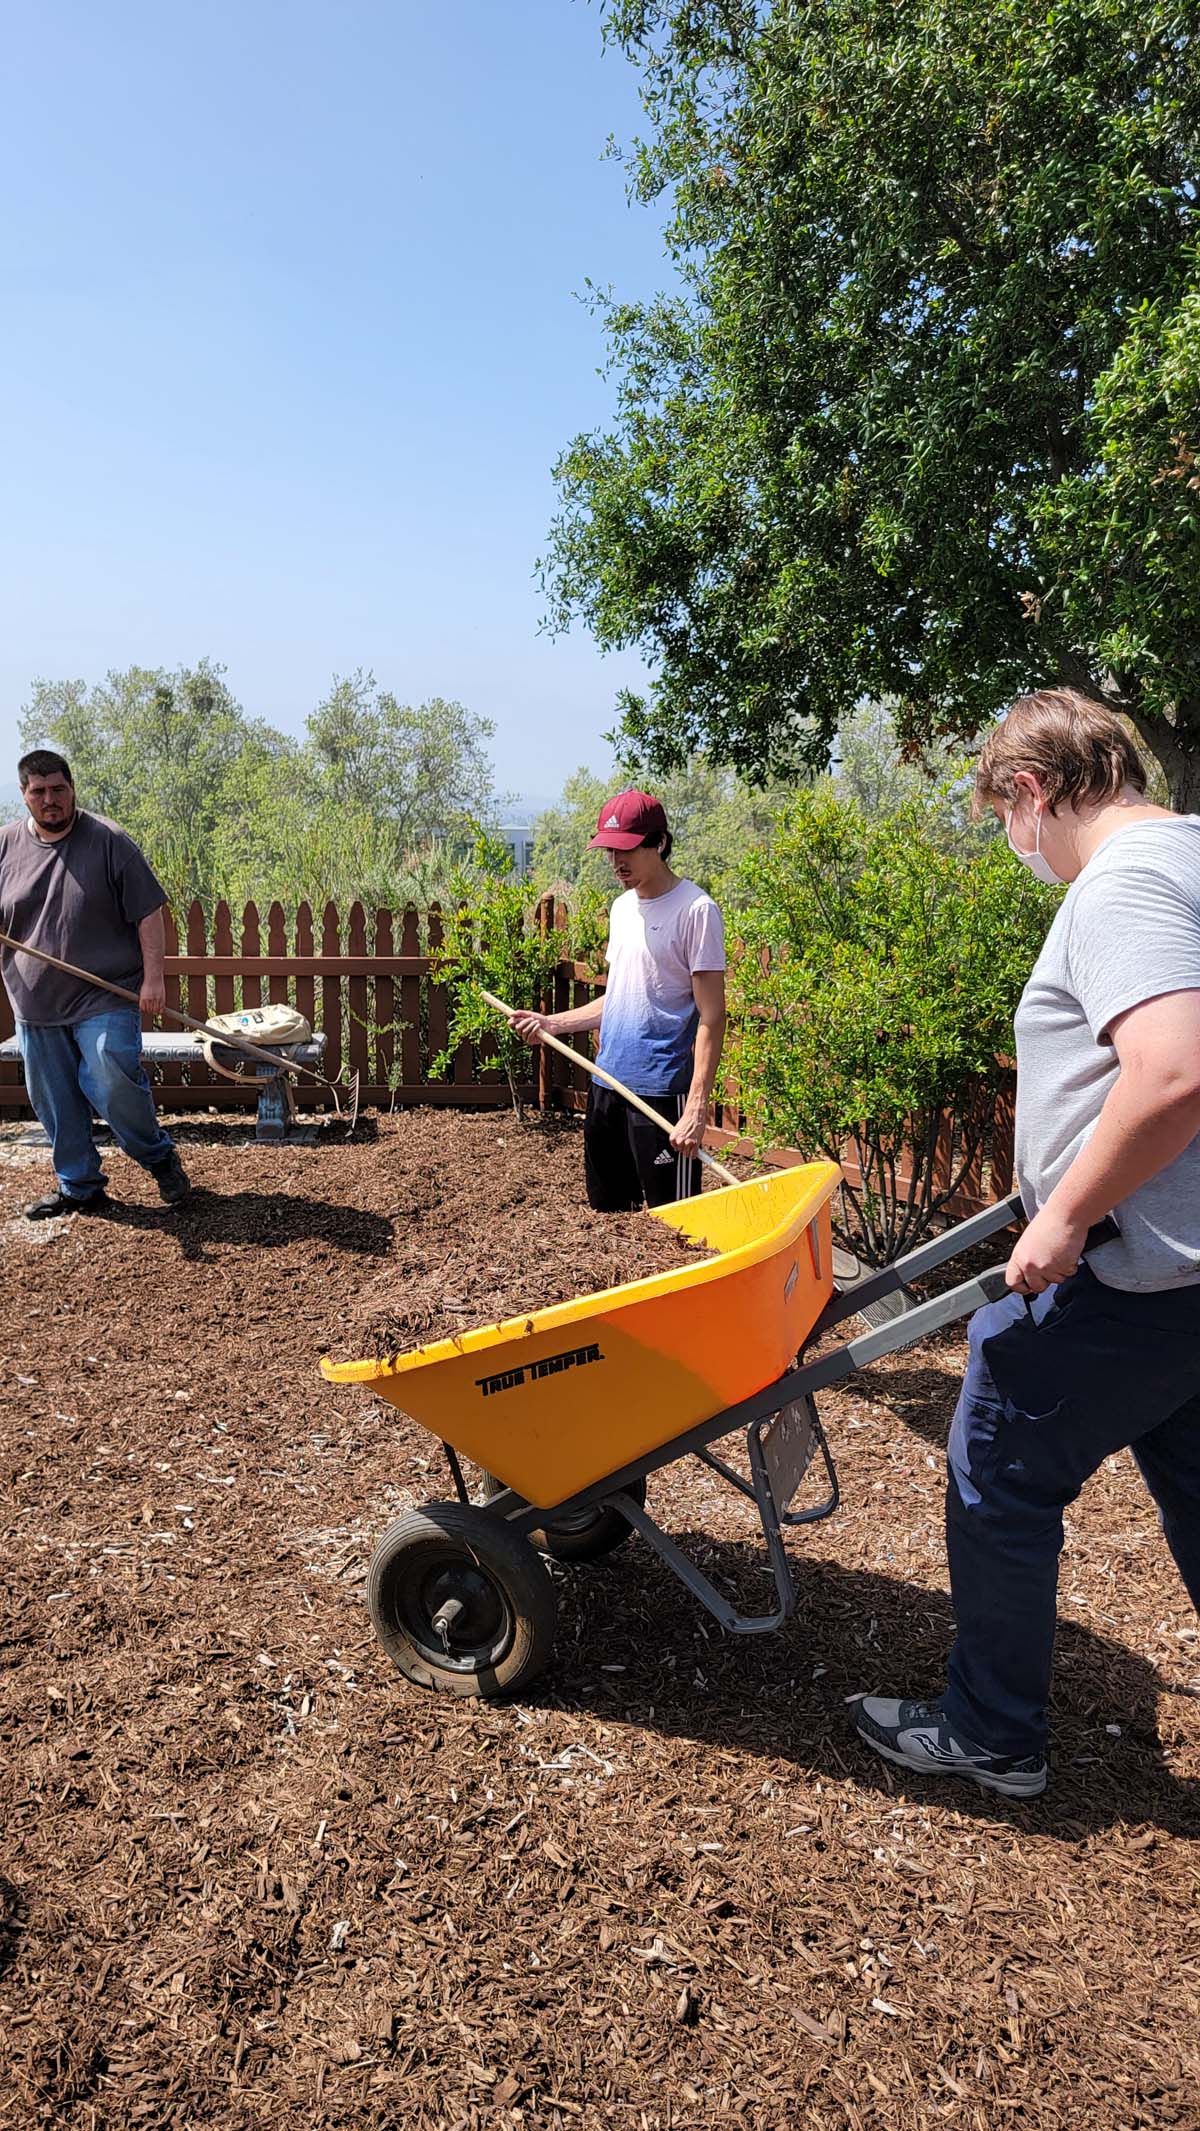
[726,789,1056,1263]
[431,830,566,1114]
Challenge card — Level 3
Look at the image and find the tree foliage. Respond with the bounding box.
[531,757,802,899]
[531,706,992,943]
[544,0,1200,801]
[727,786,1055,1261]
[305,672,501,846]
[19,663,501,915]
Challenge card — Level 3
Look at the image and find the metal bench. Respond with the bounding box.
[0,1029,328,1142]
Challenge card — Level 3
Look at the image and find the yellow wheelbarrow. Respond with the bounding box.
[322,1169,1025,1697]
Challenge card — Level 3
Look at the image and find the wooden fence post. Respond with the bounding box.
[427,905,449,1079]
[184,901,214,1097]
[989,1077,1017,1198]
[400,906,421,1091]
[374,908,396,1099]
[321,903,342,1094]
[267,903,289,1006]
[346,902,370,1096]
[213,904,235,1018]
[294,904,316,1040]
[159,909,183,1093]
[241,904,262,1010]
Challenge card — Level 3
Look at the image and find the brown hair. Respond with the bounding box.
[972,688,1147,819]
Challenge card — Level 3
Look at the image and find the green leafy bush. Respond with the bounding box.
[726,790,1056,1262]
[431,830,566,1114]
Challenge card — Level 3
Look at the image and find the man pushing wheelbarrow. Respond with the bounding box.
[857,691,1200,1799]
[326,703,1199,1767]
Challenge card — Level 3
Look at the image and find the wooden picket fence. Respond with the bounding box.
[0,896,1017,1216]
[0,899,533,1113]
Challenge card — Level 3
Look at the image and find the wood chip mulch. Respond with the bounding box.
[342,1111,714,1355]
[0,1109,1197,2131]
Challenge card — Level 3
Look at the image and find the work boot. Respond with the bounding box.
[25,1187,109,1221]
[149,1150,191,1206]
[854,1697,1048,1799]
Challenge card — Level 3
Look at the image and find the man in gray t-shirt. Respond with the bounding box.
[0,750,191,1217]
[858,690,1200,1800]
[1014,815,1200,1290]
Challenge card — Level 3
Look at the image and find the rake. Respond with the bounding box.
[480,988,740,1187]
[484,990,865,1281]
[0,927,362,1131]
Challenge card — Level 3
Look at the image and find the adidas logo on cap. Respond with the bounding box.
[588,787,669,850]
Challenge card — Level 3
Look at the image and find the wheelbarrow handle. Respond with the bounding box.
[480,988,740,1187]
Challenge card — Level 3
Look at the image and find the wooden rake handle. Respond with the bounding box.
[479,988,739,1187]
[0,924,319,1084]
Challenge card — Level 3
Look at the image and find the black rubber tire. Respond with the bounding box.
[366,1502,557,1698]
[477,1472,647,1563]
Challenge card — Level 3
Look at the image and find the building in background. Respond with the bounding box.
[501,822,534,877]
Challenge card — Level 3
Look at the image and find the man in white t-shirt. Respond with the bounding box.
[513,789,726,1210]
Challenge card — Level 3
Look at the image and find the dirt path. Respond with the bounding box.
[0,1112,1197,2129]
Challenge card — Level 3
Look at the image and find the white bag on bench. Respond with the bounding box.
[200,1005,311,1082]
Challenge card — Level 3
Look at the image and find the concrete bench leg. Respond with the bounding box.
[255,1066,294,1141]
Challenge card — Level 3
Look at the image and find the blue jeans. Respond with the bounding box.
[943,1265,1200,1758]
[18,1009,174,1198]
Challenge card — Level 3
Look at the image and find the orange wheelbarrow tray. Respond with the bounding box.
[321,1169,1025,1698]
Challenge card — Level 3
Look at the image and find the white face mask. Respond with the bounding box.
[1004,801,1064,886]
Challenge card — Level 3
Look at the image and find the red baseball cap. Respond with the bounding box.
[587,788,669,851]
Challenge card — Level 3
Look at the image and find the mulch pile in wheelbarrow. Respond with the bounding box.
[342,1108,716,1354]
[0,1105,1196,2130]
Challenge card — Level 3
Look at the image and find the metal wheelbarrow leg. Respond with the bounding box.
[608,1391,841,1637]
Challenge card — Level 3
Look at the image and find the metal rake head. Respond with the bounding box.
[342,1069,362,1135]
[323,1069,362,1135]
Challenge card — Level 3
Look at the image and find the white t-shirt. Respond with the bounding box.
[594,878,726,1095]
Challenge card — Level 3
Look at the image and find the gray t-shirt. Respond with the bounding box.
[1014,816,1200,1291]
[0,811,166,1026]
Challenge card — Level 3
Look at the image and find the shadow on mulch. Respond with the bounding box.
[0,1876,26,1983]
[858,1361,960,1447]
[543,1534,1200,1840]
[94,1188,393,1264]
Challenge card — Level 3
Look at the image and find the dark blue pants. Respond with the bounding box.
[943,1266,1200,1757]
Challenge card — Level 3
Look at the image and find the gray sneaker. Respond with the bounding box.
[855,1697,1047,1799]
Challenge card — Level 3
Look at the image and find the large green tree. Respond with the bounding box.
[543,0,1200,801]
[305,672,502,846]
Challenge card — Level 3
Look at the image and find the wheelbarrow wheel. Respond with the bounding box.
[477,1472,647,1562]
[366,1503,557,1699]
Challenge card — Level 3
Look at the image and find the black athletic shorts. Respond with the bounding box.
[583,1084,702,1213]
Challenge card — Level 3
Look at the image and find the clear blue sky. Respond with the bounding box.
[0,0,668,805]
